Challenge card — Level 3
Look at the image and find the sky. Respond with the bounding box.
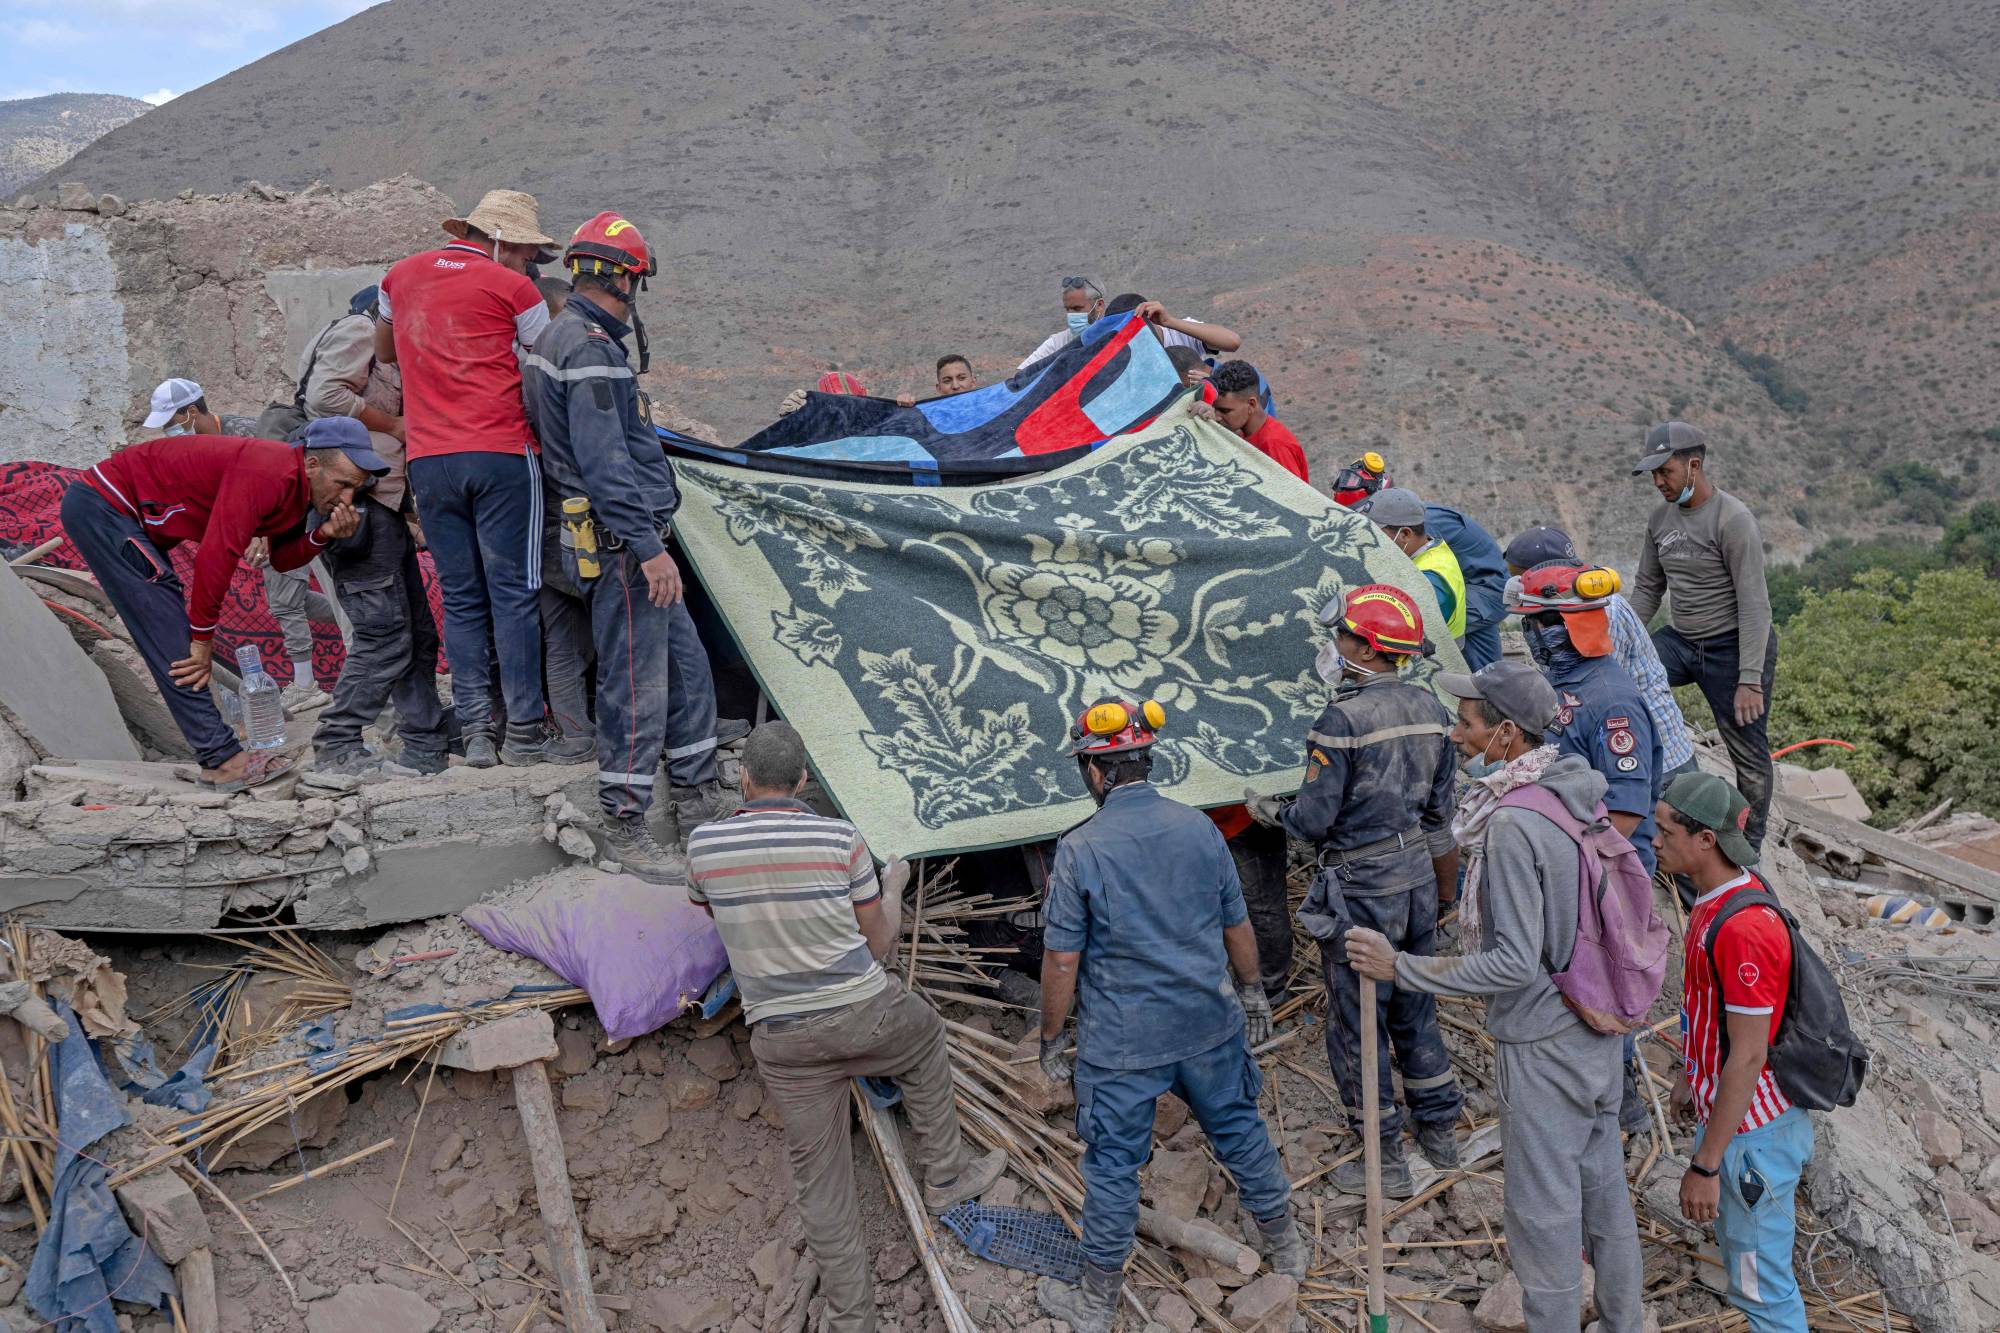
[0,1,372,105]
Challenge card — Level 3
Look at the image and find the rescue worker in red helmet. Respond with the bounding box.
[521,210,726,882]
[1244,584,1464,1195]
[1036,699,1305,1333]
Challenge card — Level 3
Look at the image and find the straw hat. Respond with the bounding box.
[443,189,558,261]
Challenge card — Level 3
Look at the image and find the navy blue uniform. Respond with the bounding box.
[1546,653,1664,875]
[1283,671,1463,1143]
[1425,502,1508,670]
[1044,782,1290,1269]
[522,294,718,817]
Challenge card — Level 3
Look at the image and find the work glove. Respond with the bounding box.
[778,387,808,416]
[1242,786,1288,830]
[1236,982,1274,1047]
[1038,1030,1075,1084]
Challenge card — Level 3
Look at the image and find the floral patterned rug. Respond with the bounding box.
[673,403,1468,859]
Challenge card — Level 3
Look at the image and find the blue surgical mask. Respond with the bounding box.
[1066,311,1091,334]
[1674,481,1696,506]
[164,423,192,437]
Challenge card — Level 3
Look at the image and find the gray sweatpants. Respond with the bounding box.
[263,563,345,662]
[1495,1022,1644,1332]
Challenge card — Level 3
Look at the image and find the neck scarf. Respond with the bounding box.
[1451,744,1561,943]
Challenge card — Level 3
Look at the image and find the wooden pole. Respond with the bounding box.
[510,1061,606,1333]
[9,535,65,567]
[855,1088,978,1333]
[1359,976,1387,1333]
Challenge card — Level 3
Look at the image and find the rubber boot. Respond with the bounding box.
[463,733,499,769]
[1242,1209,1309,1280]
[601,815,686,885]
[1037,1261,1123,1333]
[671,779,737,832]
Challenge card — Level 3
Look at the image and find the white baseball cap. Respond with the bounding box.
[143,377,204,428]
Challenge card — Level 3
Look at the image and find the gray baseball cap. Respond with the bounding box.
[1356,486,1427,530]
[1633,421,1704,474]
[1436,661,1559,733]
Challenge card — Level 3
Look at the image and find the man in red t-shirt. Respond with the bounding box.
[1209,360,1308,483]
[376,189,588,769]
[1657,772,1811,1333]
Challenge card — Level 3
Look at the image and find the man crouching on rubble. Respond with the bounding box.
[1346,662,1645,1332]
[686,723,1005,1333]
[60,421,384,792]
[1036,700,1305,1333]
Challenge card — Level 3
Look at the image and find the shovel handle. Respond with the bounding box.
[1359,974,1387,1331]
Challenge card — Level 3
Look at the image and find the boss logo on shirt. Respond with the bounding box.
[433,258,468,270]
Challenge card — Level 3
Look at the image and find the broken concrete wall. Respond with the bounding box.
[0,177,456,467]
[0,762,581,931]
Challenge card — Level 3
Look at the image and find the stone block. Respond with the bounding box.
[1981,1072,2000,1128]
[0,562,141,764]
[687,1034,740,1081]
[114,1168,209,1263]
[1473,1272,1524,1331]
[1224,1273,1297,1333]
[56,182,95,211]
[1914,1110,1964,1168]
[437,1010,558,1072]
[305,1282,440,1333]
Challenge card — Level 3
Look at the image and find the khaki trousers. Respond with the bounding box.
[750,977,970,1333]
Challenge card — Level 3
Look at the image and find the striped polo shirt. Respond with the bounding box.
[685,797,886,1023]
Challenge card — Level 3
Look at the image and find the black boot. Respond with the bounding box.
[1330,1138,1416,1198]
[1037,1261,1123,1333]
[1413,1119,1461,1170]
[501,720,594,767]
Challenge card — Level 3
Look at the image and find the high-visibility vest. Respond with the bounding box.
[1413,540,1467,640]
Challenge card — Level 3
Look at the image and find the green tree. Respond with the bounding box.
[1764,536,1945,624]
[1942,501,2000,578]
[1772,567,2000,823]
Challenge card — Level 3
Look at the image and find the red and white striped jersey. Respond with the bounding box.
[1681,871,1794,1133]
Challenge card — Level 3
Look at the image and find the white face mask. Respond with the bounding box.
[164,422,192,437]
[1314,640,1350,684]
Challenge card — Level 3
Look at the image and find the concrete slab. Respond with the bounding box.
[0,560,141,763]
[90,639,197,759]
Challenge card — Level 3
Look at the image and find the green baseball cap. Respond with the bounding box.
[1663,771,1757,867]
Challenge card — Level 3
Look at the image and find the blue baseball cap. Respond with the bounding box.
[298,416,391,476]
[1503,525,1580,572]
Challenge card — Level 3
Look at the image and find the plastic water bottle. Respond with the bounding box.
[235,645,286,751]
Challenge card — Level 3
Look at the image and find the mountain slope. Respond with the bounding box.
[0,94,149,197]
[69,0,2000,557]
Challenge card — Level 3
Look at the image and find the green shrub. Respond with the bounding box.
[1771,567,2000,823]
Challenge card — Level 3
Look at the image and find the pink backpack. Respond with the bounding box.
[1498,784,1668,1035]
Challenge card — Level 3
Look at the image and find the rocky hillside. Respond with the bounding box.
[0,94,149,197]
[36,1,1999,560]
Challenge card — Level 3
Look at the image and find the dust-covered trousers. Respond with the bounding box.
[311,498,447,761]
[1074,1035,1292,1270]
[1302,841,1462,1141]
[1652,624,1777,854]
[1497,1022,1645,1332]
[581,545,719,818]
[1229,823,1295,996]
[58,482,240,769]
[1697,1107,1813,1333]
[751,977,972,1333]
[262,563,342,672]
[538,522,595,743]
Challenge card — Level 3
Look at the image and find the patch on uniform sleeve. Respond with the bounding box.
[1555,690,1581,728]
[1305,747,1329,782]
[590,380,613,410]
[1616,755,1639,772]
[1607,725,1636,756]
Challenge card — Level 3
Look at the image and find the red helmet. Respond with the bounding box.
[1504,563,1621,657]
[1331,451,1391,508]
[817,370,868,396]
[564,211,656,278]
[1323,584,1427,657]
[1066,698,1165,756]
